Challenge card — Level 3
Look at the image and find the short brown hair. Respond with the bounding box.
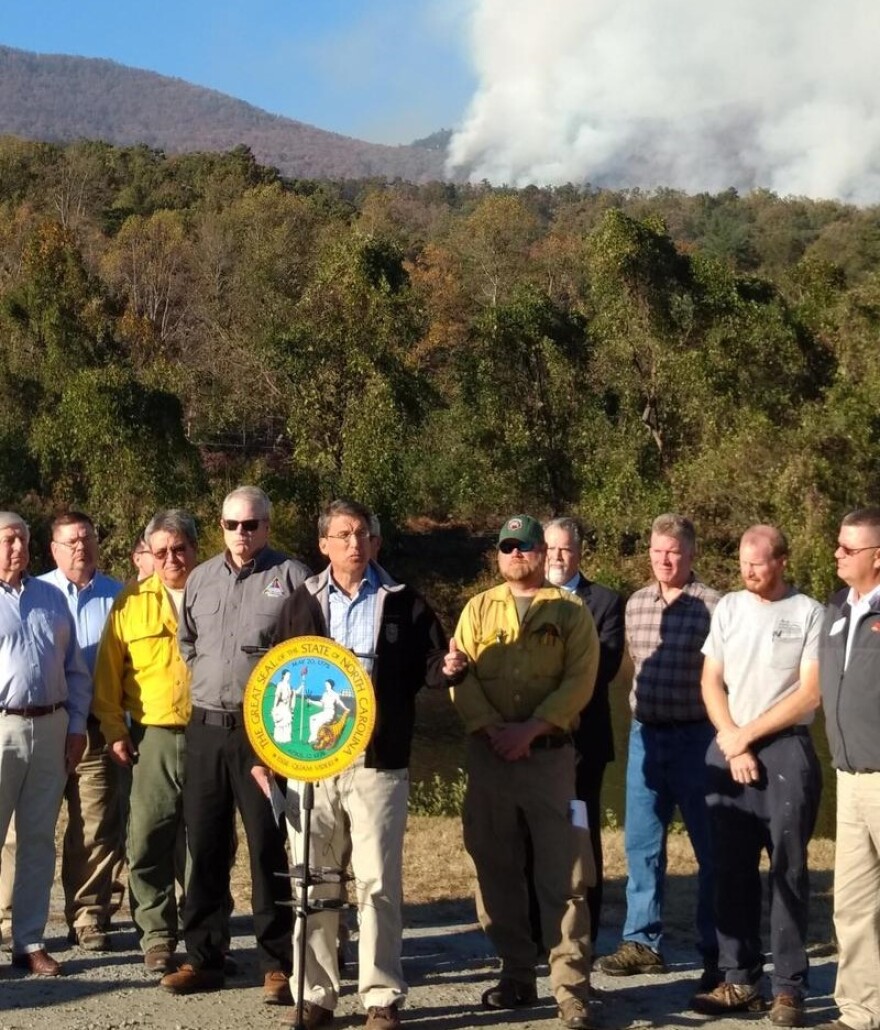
[651,513,696,551]
[841,507,880,533]
[318,498,373,539]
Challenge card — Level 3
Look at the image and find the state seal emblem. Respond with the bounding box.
[244,635,376,781]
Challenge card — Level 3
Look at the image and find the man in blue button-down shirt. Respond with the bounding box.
[0,510,91,977]
[39,512,123,951]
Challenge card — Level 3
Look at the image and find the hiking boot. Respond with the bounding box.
[558,995,593,1029]
[691,981,765,1014]
[365,1003,401,1030]
[144,943,176,974]
[160,963,225,994]
[596,941,666,976]
[769,993,805,1027]
[481,978,539,1009]
[69,925,110,951]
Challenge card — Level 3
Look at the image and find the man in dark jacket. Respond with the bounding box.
[545,517,624,944]
[817,506,880,1030]
[273,498,448,1030]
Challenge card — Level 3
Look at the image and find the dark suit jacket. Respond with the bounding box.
[572,573,625,767]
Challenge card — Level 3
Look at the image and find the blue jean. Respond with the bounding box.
[623,719,716,957]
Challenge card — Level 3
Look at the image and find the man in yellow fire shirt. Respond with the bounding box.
[93,509,196,974]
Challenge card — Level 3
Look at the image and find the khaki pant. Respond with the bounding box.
[286,757,409,1011]
[833,770,880,1030]
[463,735,592,1005]
[63,718,126,931]
[0,707,69,951]
[0,824,14,945]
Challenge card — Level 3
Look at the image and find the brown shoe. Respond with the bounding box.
[12,949,63,977]
[282,1001,334,1029]
[558,996,593,1029]
[144,943,176,974]
[365,1003,402,1030]
[769,993,805,1027]
[692,981,765,1014]
[263,969,293,1005]
[160,962,224,994]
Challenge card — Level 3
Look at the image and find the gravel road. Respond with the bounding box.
[0,890,839,1030]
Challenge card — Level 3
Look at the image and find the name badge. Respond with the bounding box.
[829,617,846,637]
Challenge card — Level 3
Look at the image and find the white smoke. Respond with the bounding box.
[447,0,880,202]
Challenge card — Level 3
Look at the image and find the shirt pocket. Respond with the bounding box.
[768,635,804,669]
[127,626,171,672]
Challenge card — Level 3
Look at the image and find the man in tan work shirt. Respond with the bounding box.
[445,514,599,1030]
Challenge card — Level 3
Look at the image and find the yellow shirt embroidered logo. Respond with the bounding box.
[244,635,376,781]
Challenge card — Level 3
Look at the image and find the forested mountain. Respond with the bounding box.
[0,45,447,181]
[0,137,878,606]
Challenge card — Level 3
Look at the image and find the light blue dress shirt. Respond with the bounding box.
[0,575,93,734]
[38,568,123,675]
[328,563,379,676]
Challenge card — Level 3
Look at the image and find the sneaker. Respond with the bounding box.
[281,1001,334,1029]
[144,943,176,974]
[365,1003,401,1030]
[558,995,593,1029]
[692,982,765,1014]
[596,941,666,976]
[769,993,805,1027]
[160,963,225,994]
[263,969,293,1005]
[69,925,110,951]
[481,978,539,1009]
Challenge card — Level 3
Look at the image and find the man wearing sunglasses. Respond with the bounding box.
[448,514,599,1030]
[816,507,880,1030]
[162,486,310,1006]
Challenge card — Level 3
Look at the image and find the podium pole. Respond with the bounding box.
[291,780,315,1030]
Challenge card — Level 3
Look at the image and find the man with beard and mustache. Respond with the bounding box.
[692,525,823,1026]
[447,515,599,1030]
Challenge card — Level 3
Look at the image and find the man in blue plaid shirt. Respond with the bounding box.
[597,513,721,988]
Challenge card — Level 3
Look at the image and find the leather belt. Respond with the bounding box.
[0,702,64,718]
[191,706,243,729]
[531,733,573,750]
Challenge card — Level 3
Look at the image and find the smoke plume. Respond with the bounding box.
[447,0,880,202]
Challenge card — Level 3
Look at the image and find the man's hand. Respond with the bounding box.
[716,725,752,760]
[109,736,138,767]
[442,638,468,680]
[250,764,274,799]
[729,750,760,785]
[488,718,553,762]
[65,732,88,774]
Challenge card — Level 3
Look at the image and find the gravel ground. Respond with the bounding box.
[0,888,839,1030]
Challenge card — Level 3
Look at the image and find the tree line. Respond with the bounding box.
[1,136,878,607]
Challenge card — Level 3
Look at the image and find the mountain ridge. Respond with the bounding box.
[0,43,451,181]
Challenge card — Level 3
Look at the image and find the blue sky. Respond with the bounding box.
[2,0,476,144]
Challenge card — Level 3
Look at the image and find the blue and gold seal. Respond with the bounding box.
[244,635,376,781]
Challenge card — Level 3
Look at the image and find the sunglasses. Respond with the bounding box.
[498,539,538,554]
[151,544,190,562]
[220,518,263,532]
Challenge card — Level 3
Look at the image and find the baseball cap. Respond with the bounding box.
[497,515,544,547]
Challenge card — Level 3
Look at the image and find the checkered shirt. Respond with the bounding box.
[327,564,379,676]
[625,576,721,724]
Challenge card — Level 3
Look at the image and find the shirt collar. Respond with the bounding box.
[847,583,880,610]
[329,562,379,598]
[560,572,581,592]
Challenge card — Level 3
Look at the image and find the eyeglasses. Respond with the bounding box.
[498,539,538,554]
[221,519,264,532]
[151,544,190,562]
[53,536,95,551]
[325,529,371,544]
[836,543,880,557]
